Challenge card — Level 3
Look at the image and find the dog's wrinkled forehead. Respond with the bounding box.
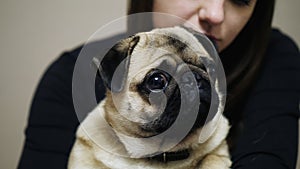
[131,27,211,68]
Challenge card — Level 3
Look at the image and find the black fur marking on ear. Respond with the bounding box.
[99,36,140,92]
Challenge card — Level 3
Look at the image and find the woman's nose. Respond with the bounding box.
[198,0,225,25]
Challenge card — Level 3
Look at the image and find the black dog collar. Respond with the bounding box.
[148,149,190,163]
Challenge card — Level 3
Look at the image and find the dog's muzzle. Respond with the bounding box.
[141,71,211,134]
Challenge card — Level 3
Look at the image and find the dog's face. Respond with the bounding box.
[99,27,221,156]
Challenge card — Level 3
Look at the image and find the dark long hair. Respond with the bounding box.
[127,0,275,123]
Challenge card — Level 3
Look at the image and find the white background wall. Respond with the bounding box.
[0,1,299,169]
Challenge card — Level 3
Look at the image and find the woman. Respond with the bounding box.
[18,0,300,168]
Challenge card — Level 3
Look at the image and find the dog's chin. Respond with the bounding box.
[111,104,210,158]
[114,120,203,159]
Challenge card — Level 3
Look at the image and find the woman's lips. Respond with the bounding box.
[205,34,220,41]
[205,34,220,50]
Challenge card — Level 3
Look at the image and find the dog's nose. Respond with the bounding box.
[180,71,212,129]
[180,71,211,104]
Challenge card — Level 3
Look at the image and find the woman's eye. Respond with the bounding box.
[231,0,251,6]
[145,71,169,92]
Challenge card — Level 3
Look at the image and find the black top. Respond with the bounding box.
[18,29,300,169]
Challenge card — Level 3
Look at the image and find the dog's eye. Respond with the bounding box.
[145,72,168,92]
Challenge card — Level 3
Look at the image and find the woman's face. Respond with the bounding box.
[153,0,257,52]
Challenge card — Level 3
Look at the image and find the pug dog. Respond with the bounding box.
[68,26,231,169]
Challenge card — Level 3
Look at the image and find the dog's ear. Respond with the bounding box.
[99,35,140,92]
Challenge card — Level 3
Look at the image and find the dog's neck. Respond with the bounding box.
[147,149,190,163]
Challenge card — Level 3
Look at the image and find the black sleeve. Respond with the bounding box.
[17,48,82,169]
[17,34,124,169]
[231,30,300,169]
